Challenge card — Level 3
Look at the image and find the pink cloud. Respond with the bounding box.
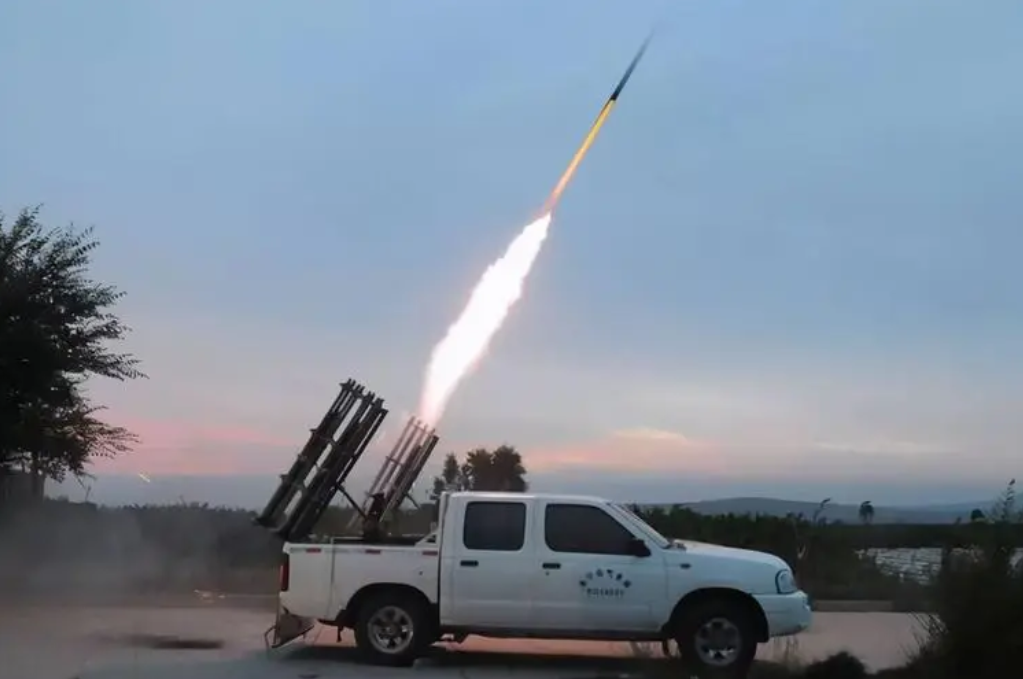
[90,417,297,476]
[121,417,296,447]
[525,427,725,474]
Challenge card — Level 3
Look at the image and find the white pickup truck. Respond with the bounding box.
[272,491,811,676]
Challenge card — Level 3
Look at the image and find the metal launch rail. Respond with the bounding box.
[255,378,439,543]
[344,415,439,535]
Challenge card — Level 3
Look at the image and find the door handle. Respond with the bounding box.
[459,559,479,567]
[541,562,561,570]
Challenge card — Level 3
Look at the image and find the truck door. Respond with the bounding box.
[531,502,666,633]
[442,499,535,629]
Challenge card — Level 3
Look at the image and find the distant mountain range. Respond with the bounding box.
[639,497,986,524]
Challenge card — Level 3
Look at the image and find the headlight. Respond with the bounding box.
[775,569,797,594]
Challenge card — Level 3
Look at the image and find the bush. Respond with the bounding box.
[801,652,868,679]
[635,482,1023,678]
[904,481,1023,679]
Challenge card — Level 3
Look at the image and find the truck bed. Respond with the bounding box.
[282,540,440,623]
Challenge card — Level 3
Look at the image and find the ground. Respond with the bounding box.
[0,597,922,679]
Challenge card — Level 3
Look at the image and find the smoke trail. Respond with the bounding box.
[418,212,552,427]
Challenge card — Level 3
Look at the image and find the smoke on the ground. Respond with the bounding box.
[0,498,280,603]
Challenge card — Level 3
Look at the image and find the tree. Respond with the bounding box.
[430,445,528,499]
[488,445,528,492]
[969,508,986,523]
[858,501,875,525]
[461,445,528,492]
[0,207,144,494]
[430,452,467,502]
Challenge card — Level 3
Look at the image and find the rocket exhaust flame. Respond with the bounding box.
[542,100,615,213]
[419,213,552,427]
[543,30,653,212]
[418,34,652,427]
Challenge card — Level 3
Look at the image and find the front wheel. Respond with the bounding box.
[672,599,758,678]
[353,591,430,666]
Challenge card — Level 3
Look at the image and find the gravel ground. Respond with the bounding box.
[0,600,924,679]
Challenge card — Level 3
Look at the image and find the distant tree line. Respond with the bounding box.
[7,456,1016,597]
[2,474,1020,603]
[634,503,1023,551]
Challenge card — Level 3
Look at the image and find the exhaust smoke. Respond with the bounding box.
[418,212,552,427]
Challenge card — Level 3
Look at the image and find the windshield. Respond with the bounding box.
[610,503,671,549]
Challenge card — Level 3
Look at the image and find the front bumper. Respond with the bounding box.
[754,590,812,637]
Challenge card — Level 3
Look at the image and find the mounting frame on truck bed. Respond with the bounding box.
[255,377,441,544]
[346,415,439,534]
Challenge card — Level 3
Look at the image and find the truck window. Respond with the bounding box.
[463,501,526,551]
[544,504,635,555]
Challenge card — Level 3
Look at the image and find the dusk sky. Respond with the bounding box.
[2,0,1021,506]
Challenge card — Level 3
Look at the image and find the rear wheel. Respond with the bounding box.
[353,591,430,666]
[672,598,758,678]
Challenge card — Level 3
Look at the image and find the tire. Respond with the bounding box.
[353,591,430,666]
[672,598,758,678]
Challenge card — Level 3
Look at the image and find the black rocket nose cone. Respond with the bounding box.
[608,30,655,102]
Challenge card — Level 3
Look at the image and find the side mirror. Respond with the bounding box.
[627,537,651,558]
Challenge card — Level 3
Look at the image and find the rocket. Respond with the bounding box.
[542,31,654,213]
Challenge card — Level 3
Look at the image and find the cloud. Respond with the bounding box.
[514,421,1012,489]
[526,427,720,474]
[120,418,296,448]
[612,427,690,444]
[91,417,297,476]
[811,440,947,456]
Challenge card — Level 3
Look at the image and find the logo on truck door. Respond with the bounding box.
[579,568,631,598]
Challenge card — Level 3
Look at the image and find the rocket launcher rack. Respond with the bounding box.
[346,415,439,535]
[255,378,388,542]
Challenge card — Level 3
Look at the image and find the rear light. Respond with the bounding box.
[279,553,290,592]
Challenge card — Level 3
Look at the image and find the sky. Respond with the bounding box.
[2,0,1022,507]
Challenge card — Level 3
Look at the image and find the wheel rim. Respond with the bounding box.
[693,616,742,667]
[367,605,415,655]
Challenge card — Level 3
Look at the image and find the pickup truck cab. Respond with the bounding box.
[274,491,811,676]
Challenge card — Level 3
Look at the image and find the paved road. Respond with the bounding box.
[0,602,924,679]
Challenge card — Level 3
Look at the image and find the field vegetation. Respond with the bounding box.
[3,470,1019,608]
